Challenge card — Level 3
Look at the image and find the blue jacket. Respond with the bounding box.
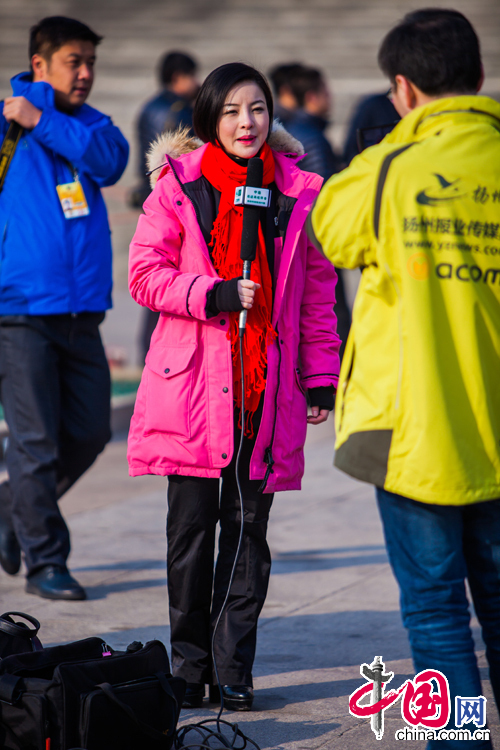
[0,73,129,315]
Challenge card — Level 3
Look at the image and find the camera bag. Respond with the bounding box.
[0,635,185,750]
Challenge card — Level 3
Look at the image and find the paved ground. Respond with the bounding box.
[1,420,498,748]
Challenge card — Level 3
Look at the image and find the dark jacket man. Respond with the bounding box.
[132,51,199,207]
[287,108,341,181]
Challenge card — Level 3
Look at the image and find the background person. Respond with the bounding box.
[270,63,350,359]
[128,62,340,711]
[268,61,303,127]
[342,91,399,165]
[130,51,200,363]
[284,65,342,180]
[309,9,500,747]
[129,50,199,209]
[0,16,129,600]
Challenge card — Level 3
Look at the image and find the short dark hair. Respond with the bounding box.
[287,67,325,108]
[378,8,482,96]
[193,62,274,145]
[159,51,197,86]
[268,62,304,96]
[30,17,102,64]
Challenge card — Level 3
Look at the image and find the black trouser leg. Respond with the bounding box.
[334,269,352,363]
[56,315,111,497]
[0,315,111,575]
[167,405,274,686]
[167,476,220,684]
[0,321,68,574]
[139,309,160,364]
[210,465,273,686]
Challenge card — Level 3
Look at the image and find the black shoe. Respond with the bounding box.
[0,516,21,576]
[182,683,205,709]
[26,565,86,601]
[210,685,253,711]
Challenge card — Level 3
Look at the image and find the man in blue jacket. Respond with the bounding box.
[0,16,129,599]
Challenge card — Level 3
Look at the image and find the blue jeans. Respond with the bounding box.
[376,488,500,750]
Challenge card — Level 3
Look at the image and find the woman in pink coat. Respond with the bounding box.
[128,63,340,711]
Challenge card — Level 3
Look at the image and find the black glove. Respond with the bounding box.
[308,385,335,411]
[206,278,243,318]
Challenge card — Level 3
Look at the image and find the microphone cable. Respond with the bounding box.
[175,155,264,749]
[174,333,261,750]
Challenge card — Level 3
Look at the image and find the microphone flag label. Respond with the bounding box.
[234,185,271,207]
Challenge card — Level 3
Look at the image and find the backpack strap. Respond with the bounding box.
[0,121,23,193]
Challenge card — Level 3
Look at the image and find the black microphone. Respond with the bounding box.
[239,157,264,336]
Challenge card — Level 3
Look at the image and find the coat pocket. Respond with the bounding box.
[294,367,306,395]
[144,345,197,438]
[289,367,307,448]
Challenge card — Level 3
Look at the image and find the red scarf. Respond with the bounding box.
[201,142,276,436]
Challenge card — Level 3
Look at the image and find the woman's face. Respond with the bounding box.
[217,81,270,159]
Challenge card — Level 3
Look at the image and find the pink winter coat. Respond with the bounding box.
[128,125,340,492]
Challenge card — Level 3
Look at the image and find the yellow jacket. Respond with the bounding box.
[309,96,500,505]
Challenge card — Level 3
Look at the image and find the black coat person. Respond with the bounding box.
[272,64,349,359]
[129,51,199,362]
[343,92,399,165]
[130,52,199,208]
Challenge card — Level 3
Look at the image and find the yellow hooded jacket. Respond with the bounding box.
[309,96,500,505]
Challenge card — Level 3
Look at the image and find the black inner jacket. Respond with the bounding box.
[180,166,334,412]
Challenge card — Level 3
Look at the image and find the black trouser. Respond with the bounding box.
[139,308,160,364]
[167,407,274,687]
[335,270,352,363]
[0,314,111,575]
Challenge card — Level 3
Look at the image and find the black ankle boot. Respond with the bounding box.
[209,685,253,711]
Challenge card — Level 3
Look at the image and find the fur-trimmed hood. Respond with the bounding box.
[146,121,305,189]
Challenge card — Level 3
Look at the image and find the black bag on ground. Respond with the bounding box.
[0,612,43,659]
[0,636,185,750]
